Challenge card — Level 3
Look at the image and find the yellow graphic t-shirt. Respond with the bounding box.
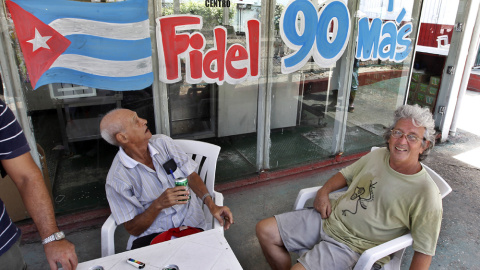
[323,148,443,265]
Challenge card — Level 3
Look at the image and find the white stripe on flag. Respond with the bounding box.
[50,54,152,77]
[49,18,150,40]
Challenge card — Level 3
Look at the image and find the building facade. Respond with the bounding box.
[0,0,478,217]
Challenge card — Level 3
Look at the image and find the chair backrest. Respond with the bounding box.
[422,164,452,198]
[173,139,220,195]
[173,139,221,230]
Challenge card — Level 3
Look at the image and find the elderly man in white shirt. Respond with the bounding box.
[100,108,233,250]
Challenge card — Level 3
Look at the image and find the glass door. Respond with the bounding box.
[266,0,352,169]
[158,0,262,182]
[266,0,425,170]
[339,0,424,154]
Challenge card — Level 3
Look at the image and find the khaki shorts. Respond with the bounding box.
[275,208,360,270]
[0,237,27,270]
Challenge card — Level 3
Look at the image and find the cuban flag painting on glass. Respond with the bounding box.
[6,0,153,91]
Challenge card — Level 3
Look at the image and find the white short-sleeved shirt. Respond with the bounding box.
[105,134,205,249]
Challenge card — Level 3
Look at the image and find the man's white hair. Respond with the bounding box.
[100,108,125,146]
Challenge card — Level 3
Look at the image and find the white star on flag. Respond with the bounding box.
[27,28,51,52]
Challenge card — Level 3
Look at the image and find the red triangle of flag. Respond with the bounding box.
[6,0,71,89]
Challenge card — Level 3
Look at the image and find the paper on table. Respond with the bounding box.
[163,240,223,269]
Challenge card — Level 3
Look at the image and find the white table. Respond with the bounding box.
[77,229,242,270]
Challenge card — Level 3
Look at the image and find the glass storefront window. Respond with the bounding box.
[25,86,156,213]
[342,0,419,153]
[267,0,423,170]
[160,1,260,183]
[265,0,348,170]
[0,0,425,216]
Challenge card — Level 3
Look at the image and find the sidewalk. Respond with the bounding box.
[19,92,480,269]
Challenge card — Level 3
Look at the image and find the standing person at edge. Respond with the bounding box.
[256,104,442,270]
[99,108,233,250]
[0,99,77,270]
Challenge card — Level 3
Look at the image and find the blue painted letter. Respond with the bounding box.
[394,23,412,62]
[356,17,382,60]
[379,21,397,60]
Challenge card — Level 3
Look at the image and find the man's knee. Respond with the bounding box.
[256,217,281,245]
[291,262,306,270]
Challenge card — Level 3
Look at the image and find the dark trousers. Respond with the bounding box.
[131,233,162,250]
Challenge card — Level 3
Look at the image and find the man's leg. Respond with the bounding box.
[256,217,291,270]
[297,227,361,270]
[291,262,306,270]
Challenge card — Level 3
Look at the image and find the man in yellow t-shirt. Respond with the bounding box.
[256,104,442,270]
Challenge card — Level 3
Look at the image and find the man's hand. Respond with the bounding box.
[210,204,234,230]
[44,239,77,270]
[185,172,234,229]
[153,186,190,209]
[312,172,348,219]
[125,186,190,236]
[313,191,332,219]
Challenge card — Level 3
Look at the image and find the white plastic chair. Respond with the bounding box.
[101,139,223,257]
[293,148,452,270]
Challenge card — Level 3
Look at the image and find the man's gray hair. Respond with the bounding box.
[100,109,125,146]
[383,104,436,161]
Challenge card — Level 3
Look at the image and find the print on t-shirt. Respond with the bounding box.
[342,180,377,216]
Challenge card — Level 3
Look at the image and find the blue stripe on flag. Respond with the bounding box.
[11,0,148,24]
[37,68,154,91]
[64,36,152,61]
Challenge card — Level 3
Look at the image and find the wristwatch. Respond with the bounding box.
[42,231,65,245]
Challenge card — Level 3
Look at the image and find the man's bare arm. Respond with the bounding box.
[409,251,432,270]
[187,172,234,229]
[2,152,77,270]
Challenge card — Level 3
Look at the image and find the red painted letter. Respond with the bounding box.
[226,44,248,82]
[247,19,260,78]
[203,27,226,84]
[157,15,202,83]
[187,32,205,82]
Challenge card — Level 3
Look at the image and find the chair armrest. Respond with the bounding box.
[212,191,224,233]
[293,186,322,210]
[101,214,118,257]
[293,186,348,210]
[353,233,413,270]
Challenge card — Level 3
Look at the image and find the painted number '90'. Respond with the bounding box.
[280,0,350,74]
